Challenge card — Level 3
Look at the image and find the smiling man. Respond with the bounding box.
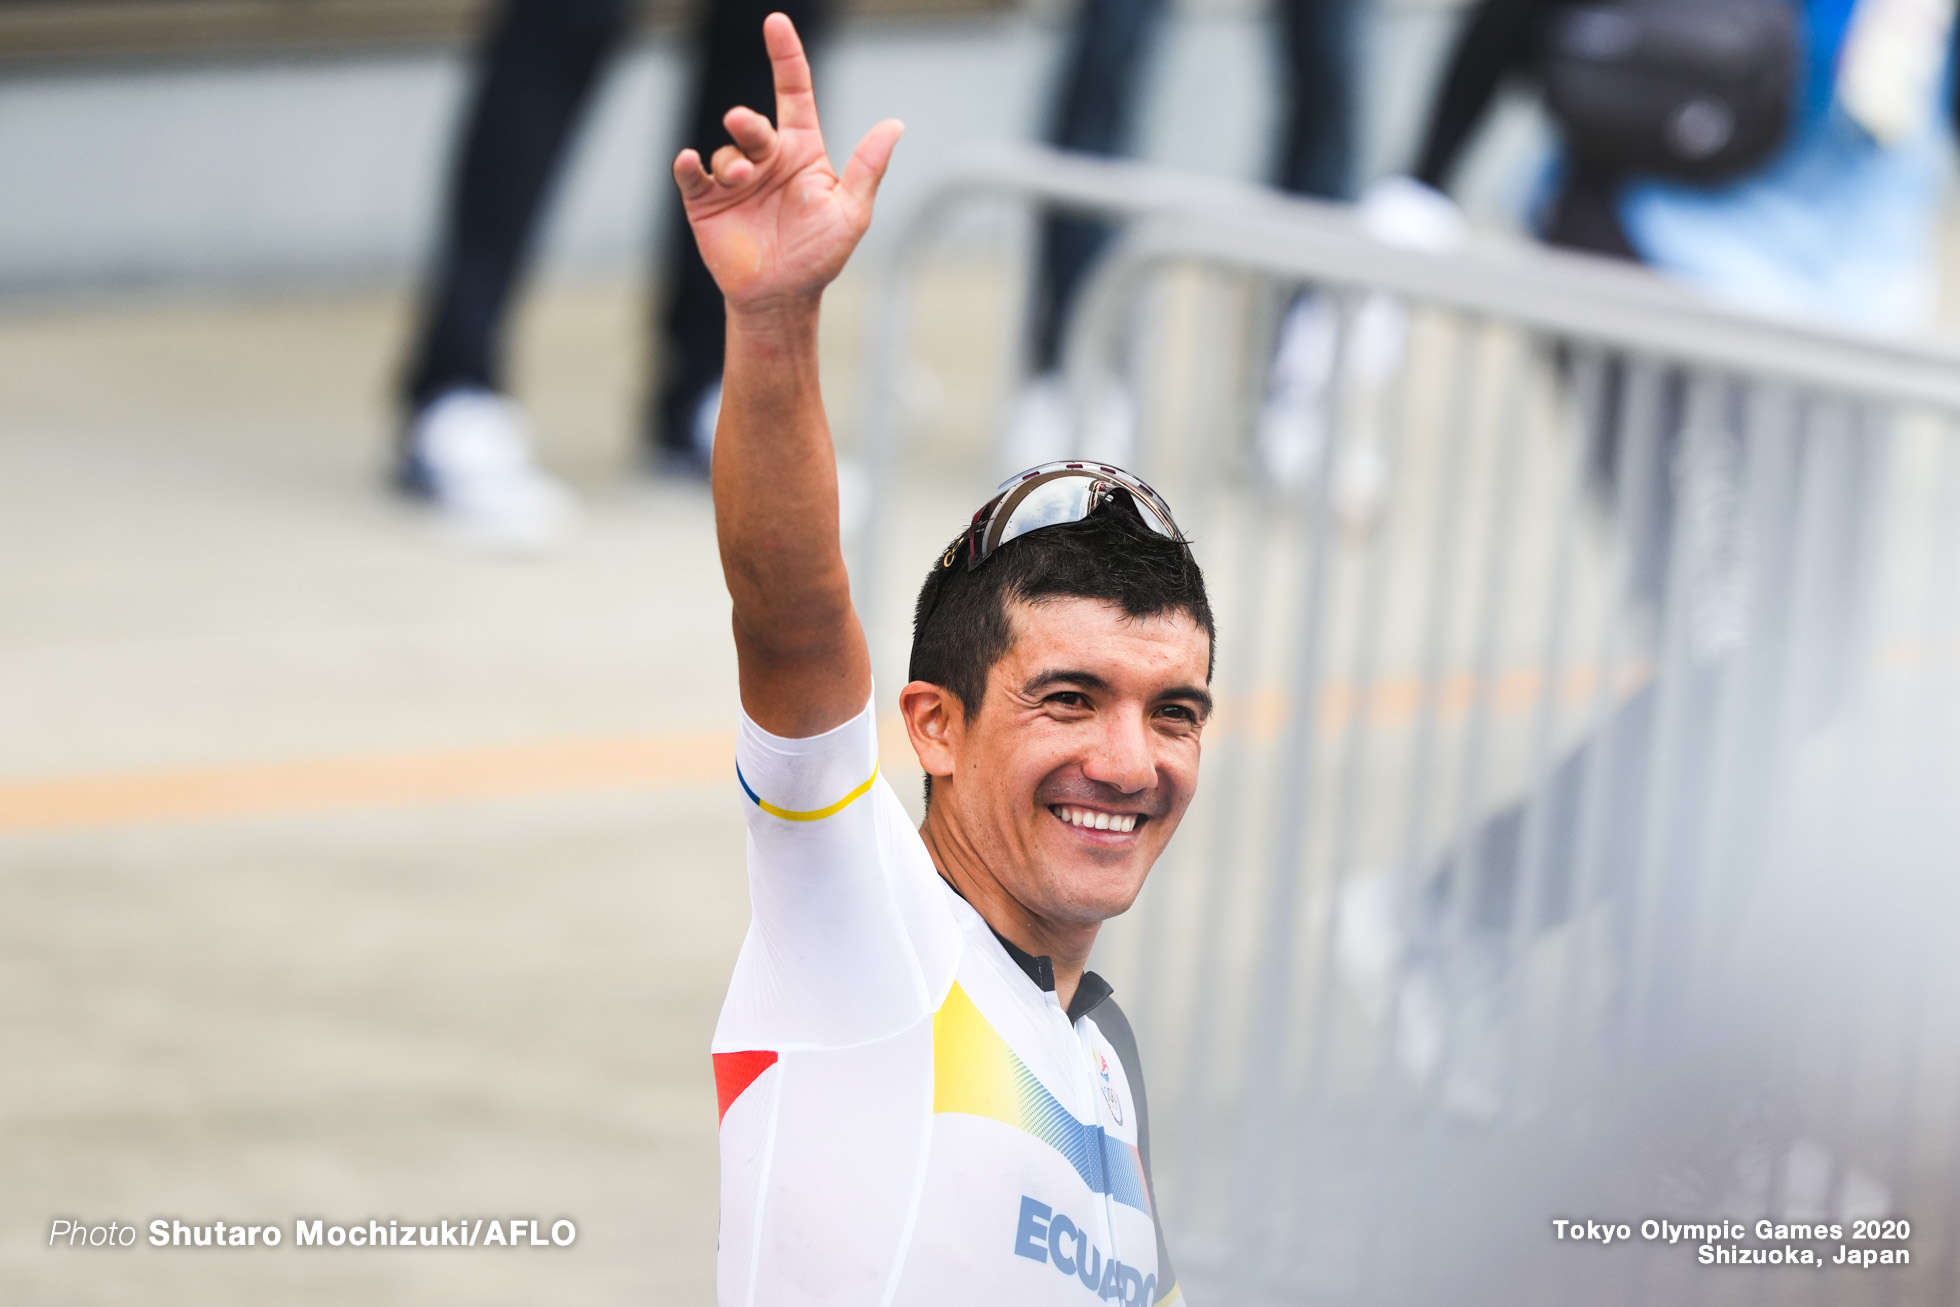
[677,16,1209,1305]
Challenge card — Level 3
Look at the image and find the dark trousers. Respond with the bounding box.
[400,0,827,452]
[1027,0,1360,371]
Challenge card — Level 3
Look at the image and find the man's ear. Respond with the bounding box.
[898,680,962,784]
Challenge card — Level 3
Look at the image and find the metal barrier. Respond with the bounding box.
[856,146,1960,1306]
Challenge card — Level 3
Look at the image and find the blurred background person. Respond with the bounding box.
[397,0,828,547]
[1410,0,1957,321]
[1342,0,1960,1122]
[1011,0,1361,460]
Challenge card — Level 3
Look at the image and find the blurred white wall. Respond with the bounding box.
[0,1,1539,291]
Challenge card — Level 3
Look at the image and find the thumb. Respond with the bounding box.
[840,119,904,219]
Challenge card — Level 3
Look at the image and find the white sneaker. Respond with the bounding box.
[1256,293,1403,531]
[402,388,577,551]
[1255,296,1337,491]
[1356,174,1469,254]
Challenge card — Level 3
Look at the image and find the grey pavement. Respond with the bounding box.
[0,273,936,1304]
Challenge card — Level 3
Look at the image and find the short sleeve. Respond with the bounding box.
[713,690,961,1053]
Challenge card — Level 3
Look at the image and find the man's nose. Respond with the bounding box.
[1082,711,1156,795]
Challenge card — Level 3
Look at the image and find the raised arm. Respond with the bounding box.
[674,14,902,738]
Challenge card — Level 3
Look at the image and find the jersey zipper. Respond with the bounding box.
[1053,994,1123,1277]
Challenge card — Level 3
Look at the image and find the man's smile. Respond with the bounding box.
[1048,804,1145,835]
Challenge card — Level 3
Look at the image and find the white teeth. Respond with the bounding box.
[1052,806,1139,832]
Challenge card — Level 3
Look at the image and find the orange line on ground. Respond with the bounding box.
[0,662,1660,835]
[0,729,736,835]
[11,635,1945,837]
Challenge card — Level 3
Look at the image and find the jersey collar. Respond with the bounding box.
[937,871,1117,1022]
[986,920,1114,1024]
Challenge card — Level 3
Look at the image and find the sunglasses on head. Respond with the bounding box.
[916,461,1189,634]
[948,461,1187,572]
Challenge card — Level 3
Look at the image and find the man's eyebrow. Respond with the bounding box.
[1161,684,1215,717]
[1022,669,1112,697]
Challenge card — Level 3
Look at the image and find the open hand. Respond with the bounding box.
[673,13,903,316]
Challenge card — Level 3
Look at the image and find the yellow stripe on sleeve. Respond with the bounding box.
[738,762,879,822]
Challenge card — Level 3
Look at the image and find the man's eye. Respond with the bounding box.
[1047,691,1088,708]
[1158,705,1198,724]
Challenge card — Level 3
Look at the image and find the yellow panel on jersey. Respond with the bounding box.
[932,980,1024,1120]
[932,981,1152,1213]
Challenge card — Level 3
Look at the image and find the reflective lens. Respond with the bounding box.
[968,462,1184,569]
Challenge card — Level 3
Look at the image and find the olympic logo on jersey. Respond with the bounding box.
[1094,1051,1124,1124]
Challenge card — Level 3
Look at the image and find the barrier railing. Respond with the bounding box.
[856,146,1960,1306]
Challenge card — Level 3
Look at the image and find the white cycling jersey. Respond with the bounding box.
[713,694,1183,1306]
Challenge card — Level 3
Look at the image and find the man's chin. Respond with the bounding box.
[1028,890,1140,931]
[1030,849,1154,924]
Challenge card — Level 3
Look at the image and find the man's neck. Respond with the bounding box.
[919,809,1098,1011]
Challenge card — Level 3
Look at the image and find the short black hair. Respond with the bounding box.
[909,490,1215,732]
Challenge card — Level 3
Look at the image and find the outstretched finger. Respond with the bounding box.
[673,147,714,201]
[840,118,904,216]
[762,13,818,133]
[724,105,778,164]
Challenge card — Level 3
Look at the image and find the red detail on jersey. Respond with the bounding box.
[713,1049,779,1123]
